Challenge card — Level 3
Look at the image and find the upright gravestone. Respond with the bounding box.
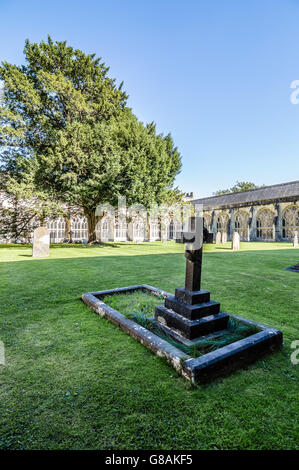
[232,231,240,250]
[216,232,221,244]
[293,231,298,247]
[221,232,227,244]
[32,227,50,258]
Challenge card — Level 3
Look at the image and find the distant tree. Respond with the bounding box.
[213,181,264,196]
[0,150,64,241]
[0,37,182,242]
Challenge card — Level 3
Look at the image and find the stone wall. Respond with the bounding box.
[203,201,299,242]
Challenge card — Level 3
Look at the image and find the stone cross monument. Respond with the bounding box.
[155,217,229,344]
[184,216,204,291]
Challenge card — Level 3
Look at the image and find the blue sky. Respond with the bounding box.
[1,0,299,197]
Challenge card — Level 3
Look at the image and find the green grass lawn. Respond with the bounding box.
[0,241,298,450]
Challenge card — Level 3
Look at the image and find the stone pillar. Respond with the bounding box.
[161,219,168,242]
[229,208,235,241]
[275,203,282,241]
[95,215,103,242]
[145,219,150,242]
[127,220,133,241]
[211,210,217,240]
[249,206,257,241]
[108,217,115,242]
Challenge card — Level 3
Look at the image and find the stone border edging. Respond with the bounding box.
[82,285,283,384]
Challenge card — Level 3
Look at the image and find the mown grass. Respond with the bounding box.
[104,291,259,357]
[0,241,298,450]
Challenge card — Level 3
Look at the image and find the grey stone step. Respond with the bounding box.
[165,295,220,320]
[175,287,210,305]
[155,305,229,340]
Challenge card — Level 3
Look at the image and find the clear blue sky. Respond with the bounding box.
[1,0,299,197]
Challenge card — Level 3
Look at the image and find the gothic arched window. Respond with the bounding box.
[256,209,275,240]
[281,206,299,239]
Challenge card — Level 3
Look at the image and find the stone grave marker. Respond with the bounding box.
[293,231,298,247]
[32,226,50,258]
[221,232,227,244]
[232,231,240,250]
[82,216,283,384]
[155,217,229,344]
[216,232,221,244]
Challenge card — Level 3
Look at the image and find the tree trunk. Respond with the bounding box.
[86,211,98,243]
[65,217,72,242]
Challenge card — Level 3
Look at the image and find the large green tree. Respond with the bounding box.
[0,80,63,241]
[0,37,181,242]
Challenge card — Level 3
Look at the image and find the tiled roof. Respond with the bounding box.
[192,181,299,210]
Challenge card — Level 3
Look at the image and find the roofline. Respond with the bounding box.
[191,180,299,203]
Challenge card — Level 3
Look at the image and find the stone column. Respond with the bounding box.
[127,219,133,241]
[145,219,150,242]
[211,210,217,240]
[249,206,257,241]
[161,219,168,242]
[108,217,115,242]
[275,203,282,241]
[229,208,235,241]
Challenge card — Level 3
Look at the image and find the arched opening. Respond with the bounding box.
[133,218,145,241]
[115,219,127,240]
[47,216,66,243]
[150,221,160,240]
[234,211,249,241]
[101,218,109,241]
[203,215,211,232]
[256,209,275,240]
[216,212,229,238]
[169,220,175,240]
[281,205,299,239]
[71,216,88,241]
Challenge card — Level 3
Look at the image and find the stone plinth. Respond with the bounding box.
[32,227,50,258]
[155,285,229,342]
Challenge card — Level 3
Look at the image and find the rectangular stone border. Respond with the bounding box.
[81,285,283,384]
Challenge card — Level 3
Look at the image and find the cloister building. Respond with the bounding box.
[192,180,299,242]
[1,181,298,243]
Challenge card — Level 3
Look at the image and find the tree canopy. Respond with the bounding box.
[213,181,264,196]
[0,37,182,241]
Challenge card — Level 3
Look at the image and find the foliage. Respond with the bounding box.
[0,149,64,241]
[213,181,264,196]
[0,37,182,242]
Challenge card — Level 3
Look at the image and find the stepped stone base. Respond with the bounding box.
[155,286,228,341]
[150,317,228,347]
[155,305,229,340]
[82,284,283,384]
[175,287,210,305]
[165,295,220,320]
